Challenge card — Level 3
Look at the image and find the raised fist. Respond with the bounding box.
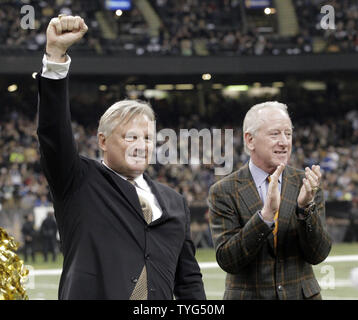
[46,15,88,62]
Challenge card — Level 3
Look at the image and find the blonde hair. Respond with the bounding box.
[243,101,292,154]
[97,99,155,138]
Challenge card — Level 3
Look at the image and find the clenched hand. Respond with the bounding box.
[46,15,88,63]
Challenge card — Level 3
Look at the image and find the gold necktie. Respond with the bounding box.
[127,178,152,300]
[267,176,279,250]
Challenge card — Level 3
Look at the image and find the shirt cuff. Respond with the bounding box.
[41,53,71,79]
[258,211,275,228]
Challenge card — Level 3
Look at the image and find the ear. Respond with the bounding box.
[98,133,107,152]
[244,132,255,152]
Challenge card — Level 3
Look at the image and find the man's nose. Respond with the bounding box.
[278,132,289,146]
[134,137,147,154]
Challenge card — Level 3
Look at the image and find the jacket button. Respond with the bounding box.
[131,277,138,283]
[145,254,150,260]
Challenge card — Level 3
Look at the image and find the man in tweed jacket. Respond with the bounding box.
[208,101,332,300]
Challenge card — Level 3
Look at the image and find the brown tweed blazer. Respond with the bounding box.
[208,163,332,300]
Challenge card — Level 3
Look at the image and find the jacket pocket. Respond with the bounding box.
[301,278,321,299]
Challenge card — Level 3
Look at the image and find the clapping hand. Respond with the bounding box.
[297,165,322,208]
[261,163,285,222]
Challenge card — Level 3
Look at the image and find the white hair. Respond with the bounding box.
[97,99,155,138]
[242,101,292,154]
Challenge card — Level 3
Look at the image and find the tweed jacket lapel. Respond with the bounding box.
[236,163,263,218]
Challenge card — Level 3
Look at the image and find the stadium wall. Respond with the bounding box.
[0,53,357,76]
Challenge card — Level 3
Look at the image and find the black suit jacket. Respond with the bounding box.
[37,75,206,300]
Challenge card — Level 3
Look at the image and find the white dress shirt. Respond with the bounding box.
[41,53,71,79]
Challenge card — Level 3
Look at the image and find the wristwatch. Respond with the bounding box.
[297,201,316,219]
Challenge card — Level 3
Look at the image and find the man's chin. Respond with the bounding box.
[126,156,147,164]
[126,159,149,172]
[273,158,288,167]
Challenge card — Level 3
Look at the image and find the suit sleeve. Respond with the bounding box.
[296,188,332,265]
[208,181,273,274]
[37,75,82,202]
[173,197,206,300]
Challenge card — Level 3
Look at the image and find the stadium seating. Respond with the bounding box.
[0,0,357,56]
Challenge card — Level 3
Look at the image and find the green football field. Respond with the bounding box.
[21,243,358,300]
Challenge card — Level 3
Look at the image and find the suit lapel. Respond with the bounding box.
[236,163,264,217]
[98,163,143,219]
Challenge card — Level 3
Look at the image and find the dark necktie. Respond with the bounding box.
[127,178,152,300]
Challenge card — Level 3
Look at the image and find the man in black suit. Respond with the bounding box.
[40,211,58,262]
[37,15,206,300]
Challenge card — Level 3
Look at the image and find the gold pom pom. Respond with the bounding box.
[0,227,29,300]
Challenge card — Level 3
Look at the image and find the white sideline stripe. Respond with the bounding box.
[325,255,358,263]
[28,254,358,276]
[199,255,358,270]
[200,262,219,269]
[31,269,62,276]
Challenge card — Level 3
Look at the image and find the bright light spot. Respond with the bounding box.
[202,73,212,81]
[32,72,38,79]
[273,82,284,88]
[264,7,271,15]
[155,84,174,90]
[225,85,249,91]
[175,84,194,90]
[99,85,107,91]
[116,10,123,17]
[8,84,18,92]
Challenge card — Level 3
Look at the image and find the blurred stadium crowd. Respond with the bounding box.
[0,0,357,56]
[0,89,357,213]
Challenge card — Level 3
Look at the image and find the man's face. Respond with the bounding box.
[246,108,292,174]
[99,114,155,178]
